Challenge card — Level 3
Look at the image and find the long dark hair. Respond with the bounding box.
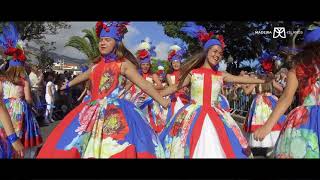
[92,41,139,69]
[178,49,209,89]
[5,65,27,85]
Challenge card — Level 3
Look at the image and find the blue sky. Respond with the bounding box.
[38,21,184,61]
[123,22,184,60]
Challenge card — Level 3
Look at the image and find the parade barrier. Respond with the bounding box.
[225,88,300,124]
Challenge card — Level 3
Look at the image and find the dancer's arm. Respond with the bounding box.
[124,79,133,91]
[223,72,266,84]
[254,69,298,141]
[77,87,88,102]
[272,79,284,93]
[118,79,134,98]
[166,74,174,86]
[0,82,3,97]
[160,74,191,97]
[24,80,33,105]
[60,70,90,90]
[121,60,170,108]
[0,101,24,158]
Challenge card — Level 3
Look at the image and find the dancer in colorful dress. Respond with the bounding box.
[0,76,25,158]
[159,22,269,158]
[126,40,168,134]
[166,43,190,117]
[37,21,169,158]
[254,26,320,158]
[0,22,43,158]
[217,93,230,112]
[244,52,286,157]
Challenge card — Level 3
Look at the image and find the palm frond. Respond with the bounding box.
[65,36,95,60]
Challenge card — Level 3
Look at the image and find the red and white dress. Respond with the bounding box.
[160,67,252,158]
[167,70,190,117]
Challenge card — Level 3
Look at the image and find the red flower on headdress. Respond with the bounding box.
[4,47,26,61]
[168,50,176,60]
[157,70,164,75]
[95,21,104,37]
[198,31,214,43]
[217,35,225,49]
[261,60,273,73]
[137,49,149,59]
[116,22,129,37]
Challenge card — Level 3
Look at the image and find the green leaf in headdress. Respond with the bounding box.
[5,56,13,61]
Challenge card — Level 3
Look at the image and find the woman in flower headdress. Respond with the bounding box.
[125,40,168,134]
[121,40,158,101]
[243,52,286,158]
[0,22,42,158]
[37,21,169,158]
[254,26,320,158]
[166,43,190,117]
[159,22,270,158]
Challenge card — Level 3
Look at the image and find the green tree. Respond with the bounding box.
[65,28,100,63]
[151,58,170,74]
[158,21,311,62]
[36,40,56,70]
[0,21,70,41]
[1,22,70,68]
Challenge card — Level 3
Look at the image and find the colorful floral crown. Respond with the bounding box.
[136,40,156,64]
[157,65,165,76]
[181,22,225,50]
[257,51,279,74]
[168,43,187,62]
[0,22,26,66]
[95,21,129,41]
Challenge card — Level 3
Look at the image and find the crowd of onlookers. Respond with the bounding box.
[29,66,87,126]
[0,58,87,126]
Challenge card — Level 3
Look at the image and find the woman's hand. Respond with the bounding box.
[60,82,67,91]
[12,140,25,158]
[161,98,171,109]
[253,124,273,142]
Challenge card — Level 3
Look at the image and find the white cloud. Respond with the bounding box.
[27,22,95,60]
[144,37,151,43]
[124,24,140,41]
[155,41,170,60]
[123,24,141,55]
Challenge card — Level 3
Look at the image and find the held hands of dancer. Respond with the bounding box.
[254,70,298,142]
[160,74,191,97]
[11,138,25,158]
[121,59,170,109]
[60,70,91,91]
[0,103,24,158]
[223,72,270,84]
[253,123,273,141]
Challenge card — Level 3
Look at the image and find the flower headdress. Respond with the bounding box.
[0,22,26,67]
[181,22,225,50]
